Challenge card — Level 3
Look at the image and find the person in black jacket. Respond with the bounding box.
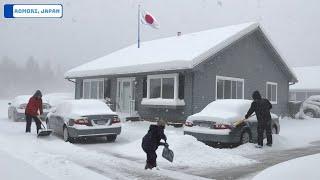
[245,91,273,148]
[142,120,167,169]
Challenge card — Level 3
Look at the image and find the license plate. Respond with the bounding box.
[96,120,107,125]
[199,123,211,128]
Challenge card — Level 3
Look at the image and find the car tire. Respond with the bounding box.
[106,135,117,142]
[240,130,251,145]
[63,126,74,143]
[304,109,316,118]
[12,111,18,122]
[8,111,11,119]
[272,125,278,134]
[46,119,51,129]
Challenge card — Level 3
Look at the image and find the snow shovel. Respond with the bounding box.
[162,144,174,163]
[232,114,256,128]
[37,119,53,137]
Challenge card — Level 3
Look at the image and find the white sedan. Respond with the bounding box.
[184,99,280,145]
[46,99,121,143]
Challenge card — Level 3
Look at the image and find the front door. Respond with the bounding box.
[117,78,135,114]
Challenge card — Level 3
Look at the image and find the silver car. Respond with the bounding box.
[8,95,50,121]
[46,99,121,143]
[184,99,280,145]
[297,95,320,118]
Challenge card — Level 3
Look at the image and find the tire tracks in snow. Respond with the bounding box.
[187,144,320,180]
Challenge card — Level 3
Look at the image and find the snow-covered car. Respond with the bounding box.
[43,93,74,108]
[184,99,280,145]
[46,99,121,143]
[8,95,51,121]
[296,95,320,119]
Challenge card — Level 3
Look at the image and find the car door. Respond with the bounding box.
[247,115,258,142]
[47,112,57,131]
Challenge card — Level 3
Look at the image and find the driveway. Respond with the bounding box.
[190,142,320,180]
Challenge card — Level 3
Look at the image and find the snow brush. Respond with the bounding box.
[231,114,256,128]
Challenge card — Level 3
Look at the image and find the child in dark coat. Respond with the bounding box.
[142,120,167,169]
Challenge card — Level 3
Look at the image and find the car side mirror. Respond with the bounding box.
[8,102,11,106]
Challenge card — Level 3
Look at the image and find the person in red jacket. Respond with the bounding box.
[25,90,43,133]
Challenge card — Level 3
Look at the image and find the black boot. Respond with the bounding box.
[145,163,152,170]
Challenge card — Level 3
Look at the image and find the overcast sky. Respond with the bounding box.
[0,0,319,71]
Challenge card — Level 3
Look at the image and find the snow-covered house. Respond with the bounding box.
[65,22,297,122]
[290,66,320,102]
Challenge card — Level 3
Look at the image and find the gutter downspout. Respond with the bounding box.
[67,78,76,83]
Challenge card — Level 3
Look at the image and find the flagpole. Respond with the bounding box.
[137,4,141,48]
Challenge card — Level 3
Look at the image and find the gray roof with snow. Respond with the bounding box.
[65,22,297,83]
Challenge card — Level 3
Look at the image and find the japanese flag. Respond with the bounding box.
[140,9,160,29]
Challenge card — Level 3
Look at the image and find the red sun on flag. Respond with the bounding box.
[140,10,159,29]
[145,14,154,24]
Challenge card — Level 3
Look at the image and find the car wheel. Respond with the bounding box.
[63,127,73,143]
[272,126,277,134]
[240,131,251,144]
[12,111,18,122]
[304,109,315,118]
[8,111,11,119]
[106,135,117,142]
[46,119,51,129]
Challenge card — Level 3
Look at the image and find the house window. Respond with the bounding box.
[83,79,104,99]
[266,82,277,104]
[216,76,244,99]
[150,78,161,98]
[142,73,185,106]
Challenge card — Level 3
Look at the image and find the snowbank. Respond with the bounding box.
[253,153,320,180]
[110,121,255,168]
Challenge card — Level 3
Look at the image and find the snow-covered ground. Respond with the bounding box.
[1,99,320,180]
[0,100,210,180]
[253,153,320,180]
[0,149,53,180]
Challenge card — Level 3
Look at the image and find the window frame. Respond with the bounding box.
[266,81,278,104]
[82,78,105,100]
[146,73,179,100]
[215,75,244,100]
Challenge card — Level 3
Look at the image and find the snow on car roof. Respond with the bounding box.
[290,66,320,90]
[65,22,259,78]
[43,93,74,107]
[188,99,252,123]
[188,99,278,123]
[12,95,31,106]
[56,99,116,117]
[12,95,49,106]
